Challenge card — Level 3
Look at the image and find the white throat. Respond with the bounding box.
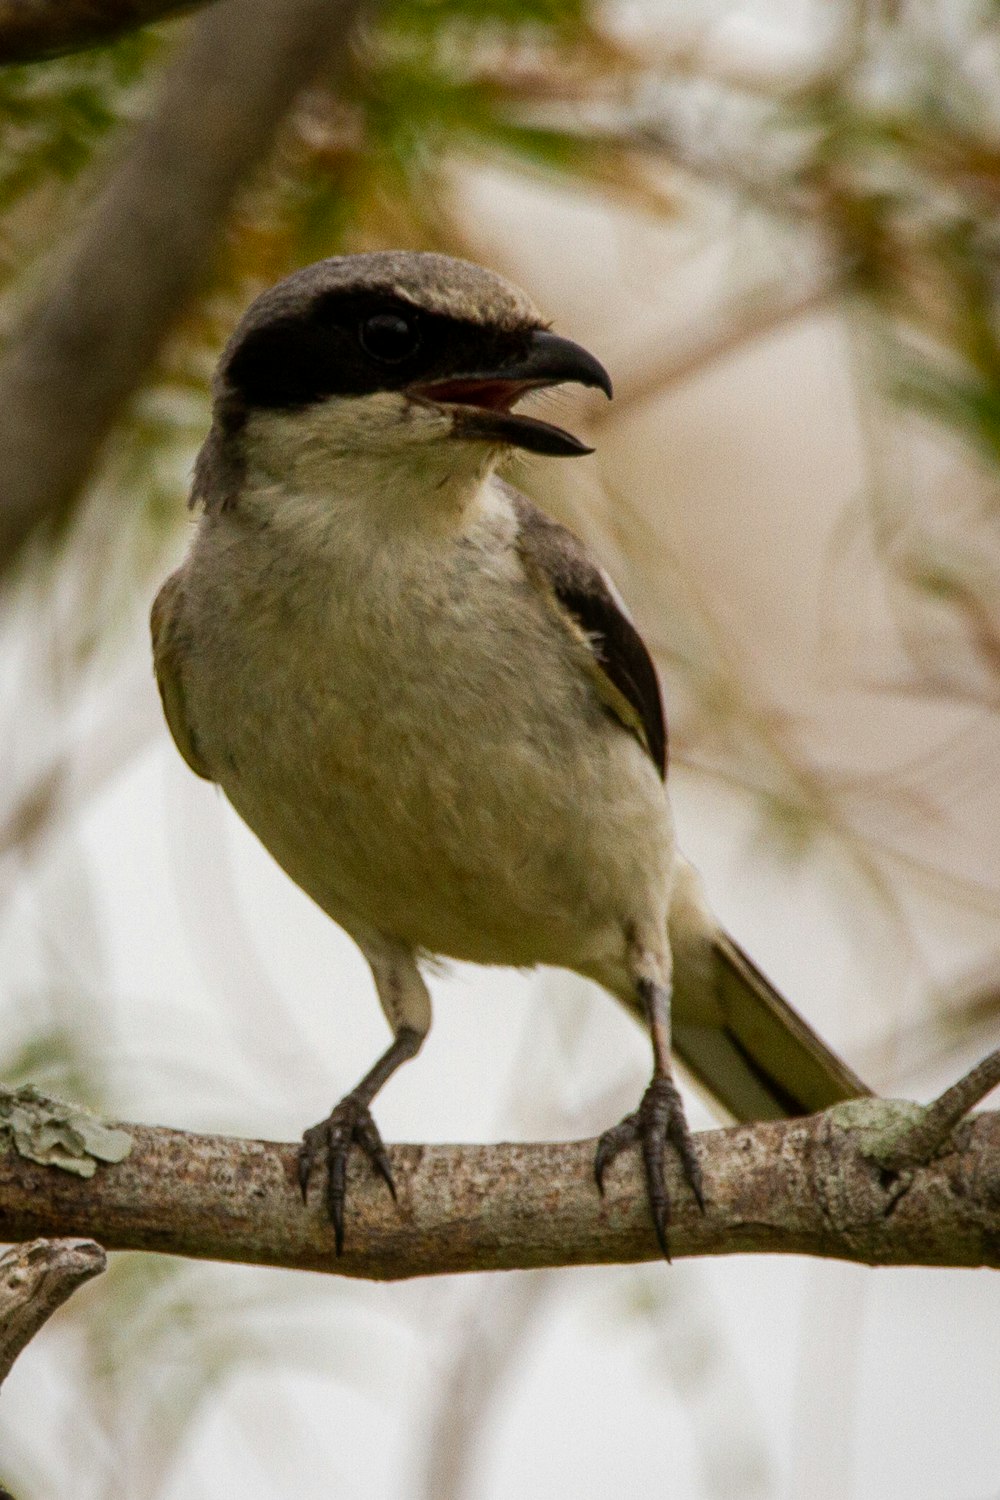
[236,390,501,541]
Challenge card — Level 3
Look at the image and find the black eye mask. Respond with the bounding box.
[222,286,611,457]
[223,288,537,412]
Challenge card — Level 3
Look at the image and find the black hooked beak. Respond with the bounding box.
[409,329,613,457]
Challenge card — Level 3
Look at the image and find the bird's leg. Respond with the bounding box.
[595,969,705,1260]
[299,940,430,1255]
[298,1028,422,1254]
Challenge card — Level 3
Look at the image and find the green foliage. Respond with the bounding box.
[359,54,591,179]
[897,361,1000,468]
[0,29,165,239]
[382,0,586,34]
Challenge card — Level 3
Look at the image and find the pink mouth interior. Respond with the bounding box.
[411,377,538,411]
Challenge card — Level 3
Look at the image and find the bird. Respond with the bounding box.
[151,251,867,1257]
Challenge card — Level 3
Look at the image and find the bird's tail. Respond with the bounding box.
[656,860,869,1122]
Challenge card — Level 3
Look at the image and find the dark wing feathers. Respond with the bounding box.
[507,485,667,777]
[671,932,870,1121]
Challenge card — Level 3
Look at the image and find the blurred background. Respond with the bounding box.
[1,0,1000,1495]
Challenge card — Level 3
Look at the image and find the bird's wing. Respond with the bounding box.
[508,488,868,1120]
[150,570,214,782]
[507,485,667,776]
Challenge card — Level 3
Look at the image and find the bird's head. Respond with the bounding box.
[198,252,612,514]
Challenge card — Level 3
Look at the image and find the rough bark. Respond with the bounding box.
[0,0,207,63]
[0,1100,997,1280]
[0,1237,105,1384]
[0,0,368,569]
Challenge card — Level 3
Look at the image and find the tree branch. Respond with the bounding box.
[875,1047,1000,1171]
[0,0,368,570]
[0,1237,106,1385]
[0,1086,997,1278]
[0,0,208,64]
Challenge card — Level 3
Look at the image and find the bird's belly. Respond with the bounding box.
[188,545,673,970]
[222,686,669,968]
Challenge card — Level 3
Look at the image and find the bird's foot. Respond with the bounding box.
[594,1073,705,1260]
[298,1093,396,1256]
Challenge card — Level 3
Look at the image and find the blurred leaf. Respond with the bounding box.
[382,0,586,34]
[0,29,166,257]
[896,360,1000,467]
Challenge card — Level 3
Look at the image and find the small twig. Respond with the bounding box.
[0,1237,106,1386]
[876,1048,1000,1172]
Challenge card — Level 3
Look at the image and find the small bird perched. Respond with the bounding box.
[152,251,866,1256]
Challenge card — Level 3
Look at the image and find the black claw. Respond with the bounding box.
[594,1114,638,1195]
[669,1115,706,1214]
[594,1144,609,1196]
[357,1117,397,1201]
[371,1141,398,1199]
[298,1094,396,1256]
[593,1073,703,1260]
[297,1144,312,1203]
[640,1120,672,1262]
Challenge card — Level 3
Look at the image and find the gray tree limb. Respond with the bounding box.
[0,0,368,569]
[0,1087,997,1279]
[0,1237,106,1385]
[0,0,207,64]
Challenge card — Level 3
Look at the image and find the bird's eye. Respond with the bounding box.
[359,311,420,364]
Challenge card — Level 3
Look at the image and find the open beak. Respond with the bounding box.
[409,329,613,457]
